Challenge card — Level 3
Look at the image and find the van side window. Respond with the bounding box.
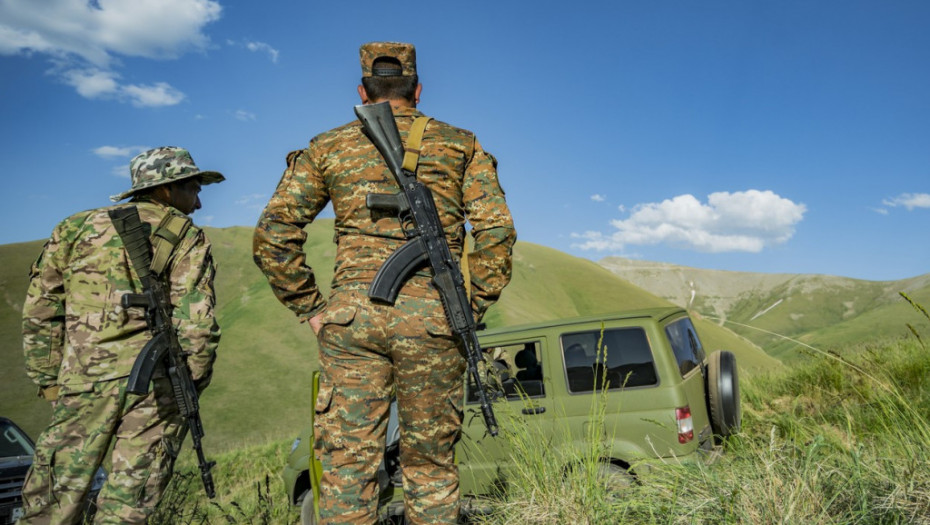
[466,342,545,403]
[665,317,705,377]
[561,328,656,393]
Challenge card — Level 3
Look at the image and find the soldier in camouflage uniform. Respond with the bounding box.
[253,42,516,524]
[21,147,224,524]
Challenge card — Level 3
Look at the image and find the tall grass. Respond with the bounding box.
[469,385,620,524]
[149,439,298,524]
[474,301,930,524]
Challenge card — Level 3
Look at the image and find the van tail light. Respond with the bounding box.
[676,406,694,444]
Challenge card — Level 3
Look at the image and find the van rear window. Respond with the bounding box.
[561,328,657,393]
[664,317,705,377]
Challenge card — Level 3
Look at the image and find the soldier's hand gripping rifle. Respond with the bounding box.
[108,206,217,498]
[354,101,499,437]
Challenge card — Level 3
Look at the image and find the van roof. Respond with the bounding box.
[478,306,688,338]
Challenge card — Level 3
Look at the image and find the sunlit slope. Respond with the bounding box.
[0,221,776,448]
[600,256,930,361]
[485,242,670,326]
[489,244,780,373]
[194,222,336,449]
[0,239,50,438]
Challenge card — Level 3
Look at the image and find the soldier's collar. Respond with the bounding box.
[392,106,422,117]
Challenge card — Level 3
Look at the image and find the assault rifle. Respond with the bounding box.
[108,206,217,498]
[354,101,500,437]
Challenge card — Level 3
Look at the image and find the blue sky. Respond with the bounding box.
[1,0,927,281]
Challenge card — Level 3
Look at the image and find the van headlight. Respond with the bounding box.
[290,437,301,454]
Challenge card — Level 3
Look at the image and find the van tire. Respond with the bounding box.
[706,350,741,441]
[300,489,316,525]
[598,462,633,489]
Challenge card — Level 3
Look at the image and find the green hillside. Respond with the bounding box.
[492,243,780,374]
[0,221,777,449]
[600,256,930,361]
[0,240,48,438]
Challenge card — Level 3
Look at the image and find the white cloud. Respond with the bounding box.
[245,41,279,63]
[572,189,806,253]
[0,0,221,105]
[111,164,129,178]
[60,67,185,106]
[0,0,221,65]
[234,109,257,121]
[235,193,268,211]
[122,82,186,107]
[590,194,606,202]
[235,193,265,206]
[882,193,930,211]
[93,145,149,158]
[62,68,119,98]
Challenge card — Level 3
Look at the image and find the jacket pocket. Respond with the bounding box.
[319,302,357,326]
[423,314,452,338]
[21,444,57,508]
[317,302,357,341]
[315,380,334,416]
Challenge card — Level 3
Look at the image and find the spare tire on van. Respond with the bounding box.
[705,350,741,442]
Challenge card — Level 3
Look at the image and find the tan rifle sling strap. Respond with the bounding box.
[150,211,192,276]
[401,116,433,173]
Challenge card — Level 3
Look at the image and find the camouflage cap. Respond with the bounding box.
[110,147,225,202]
[359,41,417,77]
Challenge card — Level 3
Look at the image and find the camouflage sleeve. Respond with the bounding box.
[252,148,330,321]
[22,226,67,392]
[169,229,221,387]
[463,138,517,319]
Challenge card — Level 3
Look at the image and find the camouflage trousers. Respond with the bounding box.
[20,377,185,524]
[314,287,467,525]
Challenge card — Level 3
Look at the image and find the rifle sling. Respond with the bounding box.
[151,212,191,276]
[401,116,432,173]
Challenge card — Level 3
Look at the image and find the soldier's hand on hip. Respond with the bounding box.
[309,314,323,335]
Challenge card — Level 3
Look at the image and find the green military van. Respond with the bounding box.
[283,306,740,523]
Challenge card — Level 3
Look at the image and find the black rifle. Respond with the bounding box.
[354,101,500,437]
[108,206,217,498]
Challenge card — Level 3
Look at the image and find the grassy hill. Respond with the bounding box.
[1,221,776,449]
[600,256,930,361]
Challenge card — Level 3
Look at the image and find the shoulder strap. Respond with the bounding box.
[150,212,192,276]
[401,116,433,173]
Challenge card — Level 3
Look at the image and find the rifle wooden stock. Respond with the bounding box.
[355,101,500,437]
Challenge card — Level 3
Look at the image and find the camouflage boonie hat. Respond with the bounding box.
[110,146,225,202]
[359,41,417,77]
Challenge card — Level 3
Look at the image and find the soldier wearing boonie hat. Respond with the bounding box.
[111,146,225,202]
[254,41,516,524]
[21,146,223,523]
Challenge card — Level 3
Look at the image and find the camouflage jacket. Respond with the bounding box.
[253,106,516,321]
[23,199,221,396]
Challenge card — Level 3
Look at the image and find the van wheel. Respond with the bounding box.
[598,462,633,500]
[706,350,741,441]
[300,490,316,525]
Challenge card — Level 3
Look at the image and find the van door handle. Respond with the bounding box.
[522,406,546,415]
